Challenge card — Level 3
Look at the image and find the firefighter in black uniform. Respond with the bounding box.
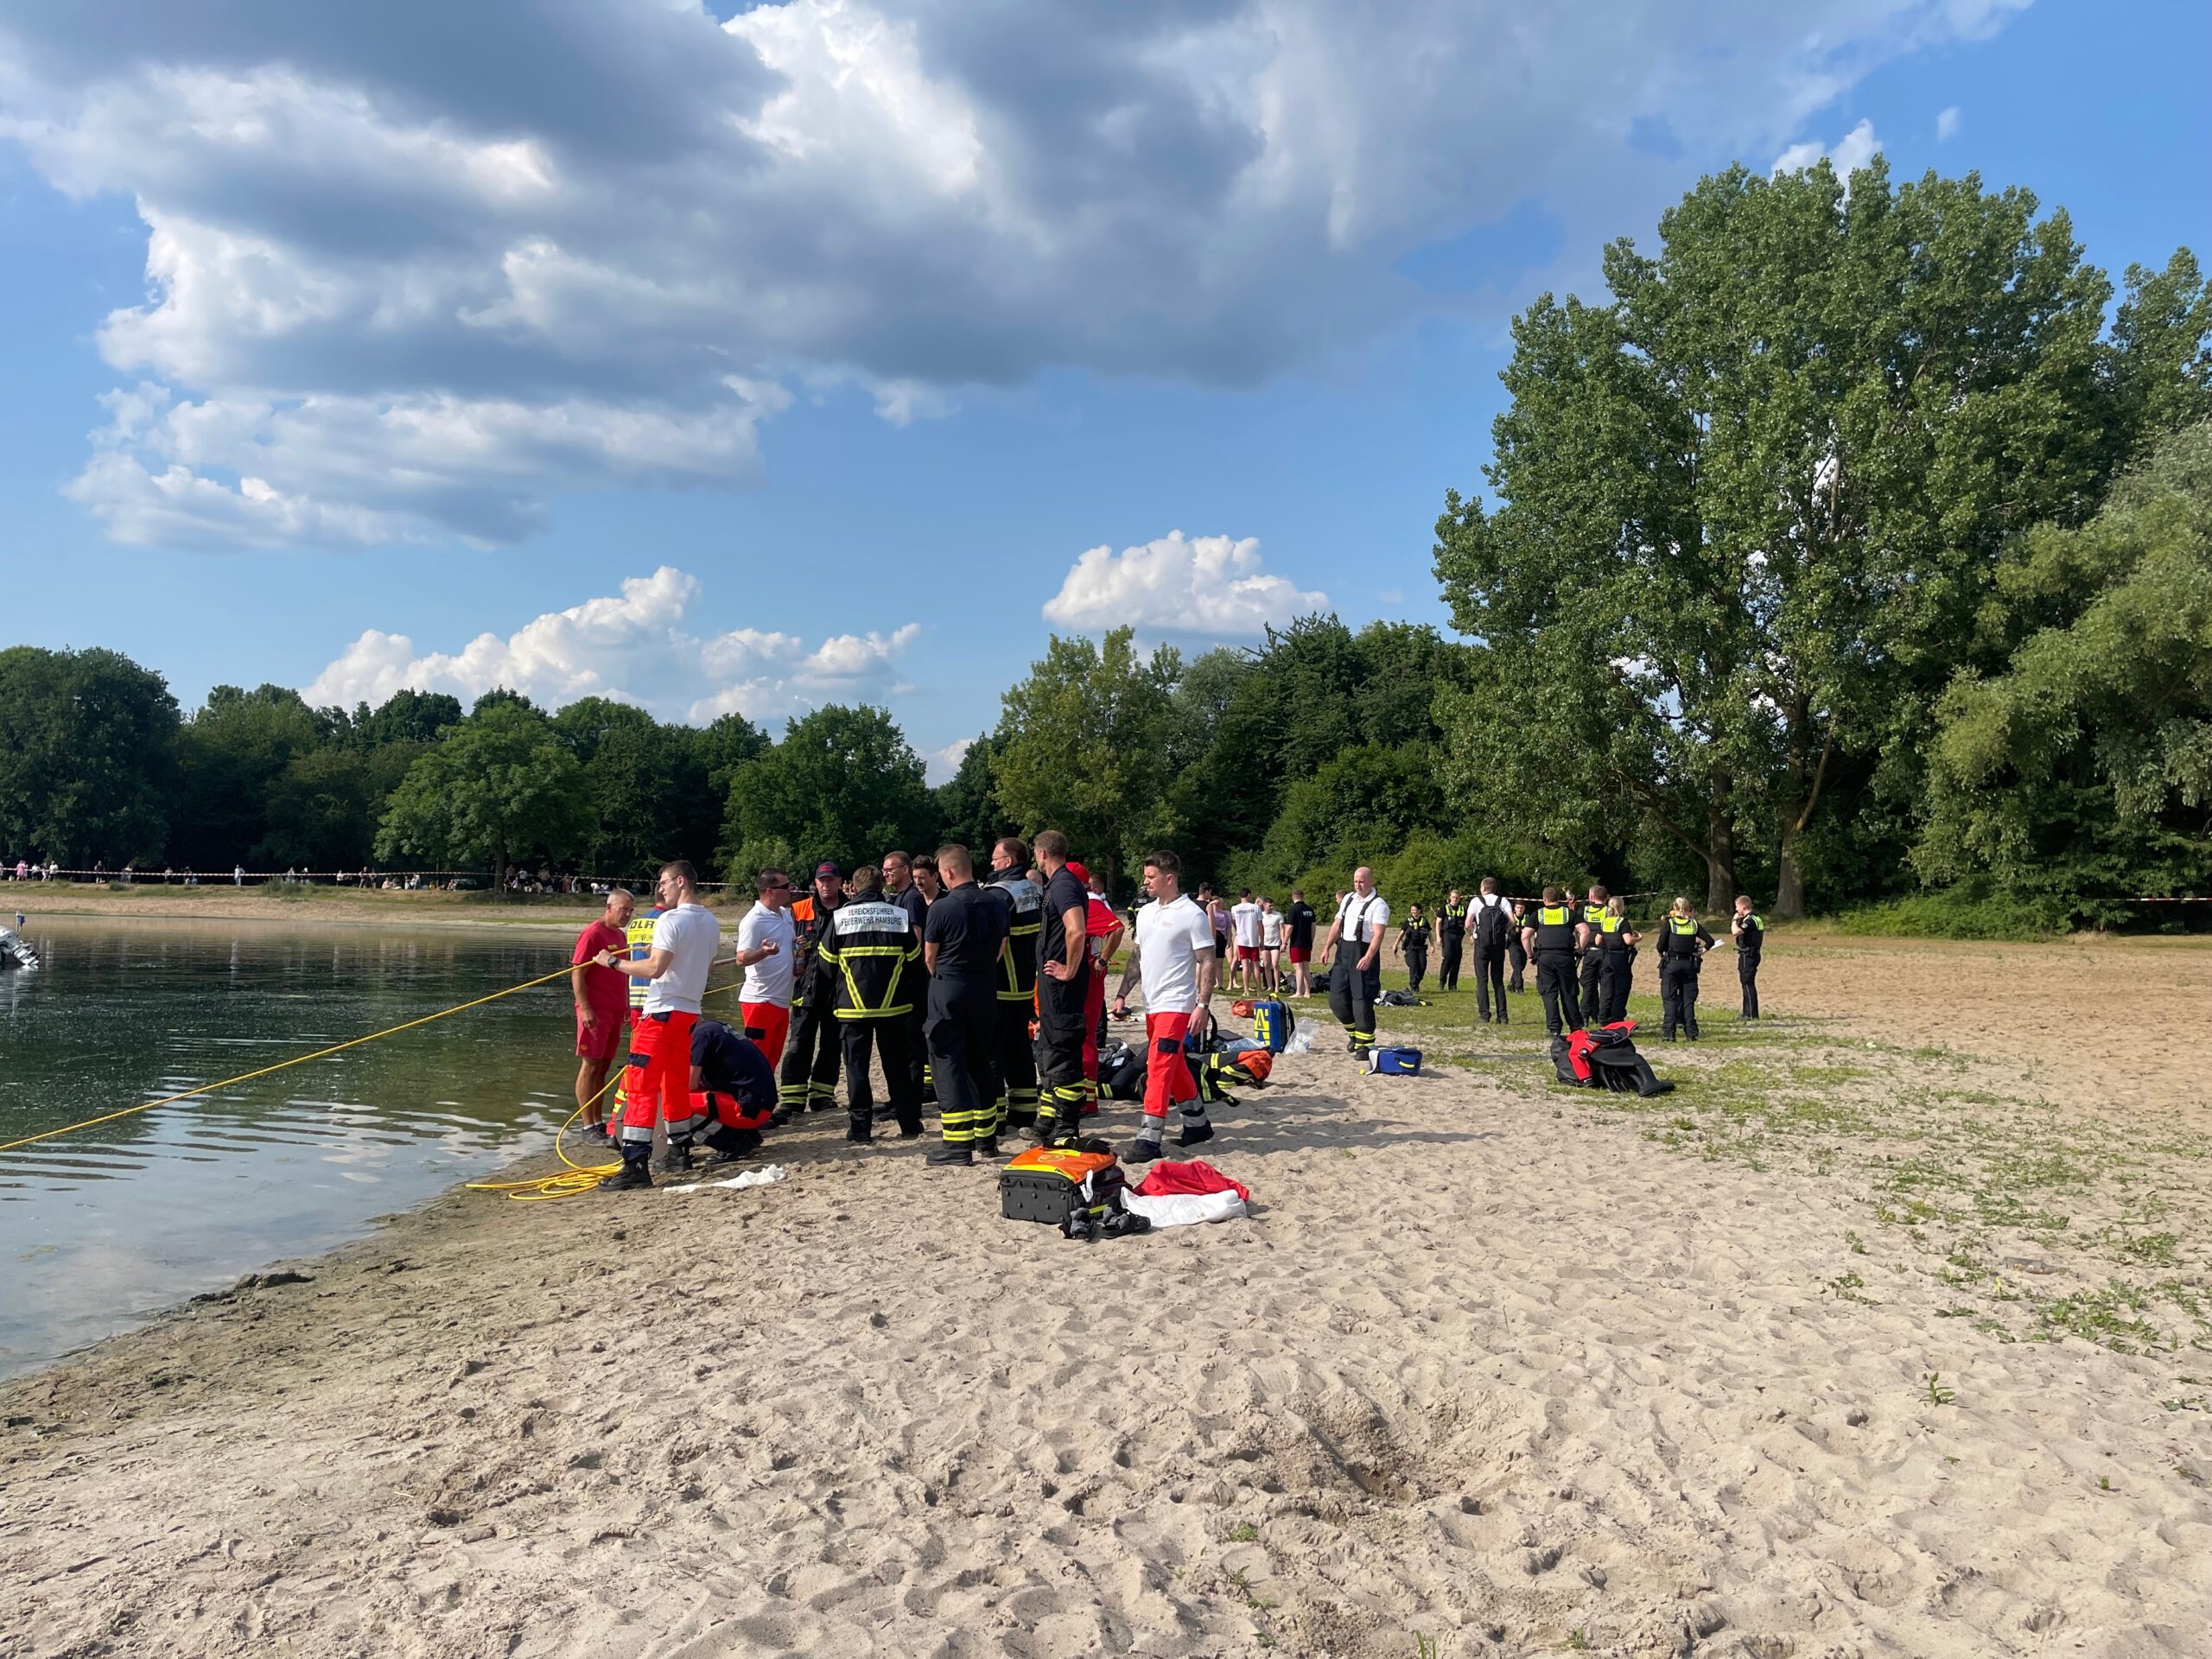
[1594,895,1641,1025]
[816,864,923,1142]
[1467,878,1512,1023]
[883,850,931,1123]
[1522,886,1591,1039]
[1730,896,1764,1019]
[1576,884,1610,1026]
[985,836,1043,1132]
[1321,868,1390,1064]
[776,861,844,1119]
[1657,898,1716,1041]
[924,845,1008,1166]
[1437,888,1465,991]
[1029,830,1091,1144]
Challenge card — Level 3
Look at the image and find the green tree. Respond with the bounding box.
[1916,422,2212,912]
[351,689,463,748]
[0,645,180,867]
[174,683,330,868]
[719,704,936,877]
[260,747,377,869]
[1437,159,2181,915]
[992,628,1181,884]
[375,702,594,880]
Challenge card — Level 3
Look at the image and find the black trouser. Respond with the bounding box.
[1402,944,1427,993]
[1597,949,1633,1026]
[1034,969,1090,1140]
[842,1017,918,1141]
[1578,950,1603,1025]
[926,978,1000,1146]
[1738,953,1760,1019]
[1506,933,1526,991]
[992,997,1039,1127]
[1439,933,1463,990]
[1662,959,1702,1040]
[1328,937,1379,1052]
[1472,944,1508,1022]
[779,972,841,1114]
[1535,950,1582,1037]
[906,967,931,1104]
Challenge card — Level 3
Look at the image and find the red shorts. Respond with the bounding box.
[1288,947,1310,964]
[1236,944,1260,963]
[575,1005,626,1060]
[741,1001,791,1068]
[1142,1012,1196,1120]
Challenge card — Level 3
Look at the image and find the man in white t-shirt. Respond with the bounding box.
[1229,890,1263,995]
[595,860,721,1188]
[1319,866,1390,1062]
[732,867,797,1068]
[1110,849,1218,1162]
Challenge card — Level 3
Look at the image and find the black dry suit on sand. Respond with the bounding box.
[1656,914,1715,1041]
[817,887,923,1141]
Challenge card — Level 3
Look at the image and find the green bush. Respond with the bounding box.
[1827,890,2061,941]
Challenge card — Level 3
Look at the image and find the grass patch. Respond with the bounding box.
[1827,891,2058,942]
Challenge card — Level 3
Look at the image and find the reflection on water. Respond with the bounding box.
[0,918,580,1377]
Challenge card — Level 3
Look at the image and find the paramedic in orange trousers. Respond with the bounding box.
[1110,849,1217,1163]
[596,861,721,1190]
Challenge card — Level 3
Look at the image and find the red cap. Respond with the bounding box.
[1065,860,1090,883]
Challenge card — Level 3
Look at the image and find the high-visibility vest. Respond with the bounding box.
[1598,912,1630,952]
[1532,904,1578,952]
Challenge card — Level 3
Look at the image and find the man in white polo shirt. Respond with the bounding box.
[733,866,796,1069]
[596,860,721,1189]
[1109,849,1218,1164]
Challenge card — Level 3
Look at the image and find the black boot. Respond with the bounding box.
[926,1141,973,1166]
[601,1154,653,1192]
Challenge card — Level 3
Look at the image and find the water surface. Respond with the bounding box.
[0,918,583,1376]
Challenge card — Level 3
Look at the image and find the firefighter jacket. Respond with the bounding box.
[789,894,841,989]
[814,889,920,1020]
[987,873,1043,1003]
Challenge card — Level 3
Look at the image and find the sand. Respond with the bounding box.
[3,936,2209,1658]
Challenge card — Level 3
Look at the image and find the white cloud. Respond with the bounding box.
[0,2,2028,549]
[1936,105,1962,141]
[302,566,920,725]
[1772,118,1882,181]
[925,737,974,785]
[1042,531,1326,637]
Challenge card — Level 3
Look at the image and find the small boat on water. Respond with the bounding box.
[1,920,39,971]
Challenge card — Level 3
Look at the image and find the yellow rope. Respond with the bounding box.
[0,963,582,1156]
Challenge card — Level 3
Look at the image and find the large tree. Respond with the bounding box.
[718,704,936,877]
[991,628,1181,884]
[1436,160,2202,914]
[0,645,180,867]
[375,702,594,880]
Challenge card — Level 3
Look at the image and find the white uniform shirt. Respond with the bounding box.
[1230,899,1263,947]
[1466,893,1512,933]
[1332,890,1391,946]
[1134,894,1215,1015]
[644,901,720,1016]
[736,901,796,1007]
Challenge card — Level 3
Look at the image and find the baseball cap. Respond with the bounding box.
[815,861,842,880]
[1065,860,1091,884]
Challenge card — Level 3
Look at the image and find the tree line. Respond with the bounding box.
[3,159,2206,923]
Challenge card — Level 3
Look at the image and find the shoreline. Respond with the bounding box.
[4,937,2209,1656]
[3,885,756,932]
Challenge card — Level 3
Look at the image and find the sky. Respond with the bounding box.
[1,0,2205,779]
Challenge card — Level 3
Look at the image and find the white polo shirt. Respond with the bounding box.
[644,901,720,1016]
[736,901,796,1007]
[1134,893,1214,1015]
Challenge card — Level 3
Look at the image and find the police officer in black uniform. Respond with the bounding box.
[984,836,1043,1132]
[777,861,843,1119]
[1398,903,1431,992]
[1656,898,1716,1041]
[1576,884,1610,1026]
[1730,896,1764,1019]
[1594,896,1641,1025]
[1522,885,1591,1039]
[924,845,1007,1166]
[817,864,923,1142]
[1467,878,1512,1024]
[1437,888,1465,991]
[1029,830,1092,1145]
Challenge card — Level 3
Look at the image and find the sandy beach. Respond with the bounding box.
[3,935,2209,1657]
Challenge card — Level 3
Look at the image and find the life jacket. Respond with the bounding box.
[990,874,1043,1002]
[1531,903,1578,953]
[816,893,919,1019]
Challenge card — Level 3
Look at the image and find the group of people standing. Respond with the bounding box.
[567,837,1242,1191]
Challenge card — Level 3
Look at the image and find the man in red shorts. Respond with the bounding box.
[1284,887,1318,998]
[569,887,636,1141]
[1109,849,1218,1163]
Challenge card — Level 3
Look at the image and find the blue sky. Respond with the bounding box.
[2,0,2204,778]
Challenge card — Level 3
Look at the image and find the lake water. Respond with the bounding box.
[0,918,583,1377]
